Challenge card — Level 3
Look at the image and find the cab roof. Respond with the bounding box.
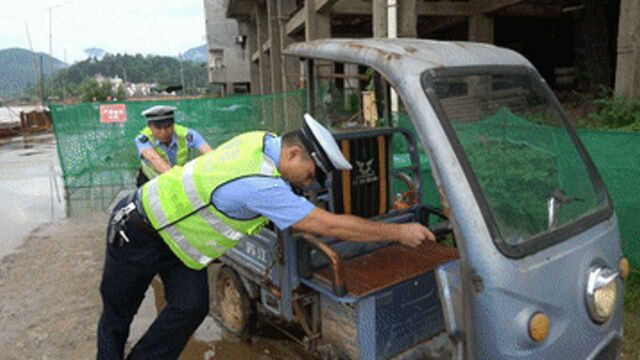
[284,38,532,77]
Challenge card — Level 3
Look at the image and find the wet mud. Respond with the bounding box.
[138,276,313,359]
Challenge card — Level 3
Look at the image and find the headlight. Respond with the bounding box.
[586,267,618,324]
[620,257,630,281]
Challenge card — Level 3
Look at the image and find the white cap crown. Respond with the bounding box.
[302,113,352,171]
[141,105,176,122]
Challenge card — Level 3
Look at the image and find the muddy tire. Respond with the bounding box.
[214,266,255,339]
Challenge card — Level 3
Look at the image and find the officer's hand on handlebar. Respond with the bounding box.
[395,223,436,248]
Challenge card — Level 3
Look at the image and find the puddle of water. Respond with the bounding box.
[0,133,65,260]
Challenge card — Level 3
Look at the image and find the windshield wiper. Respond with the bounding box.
[547,188,584,228]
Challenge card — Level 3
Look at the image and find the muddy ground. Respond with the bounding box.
[0,213,107,359]
[0,211,313,359]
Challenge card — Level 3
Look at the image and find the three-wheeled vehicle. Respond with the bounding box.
[210,39,626,359]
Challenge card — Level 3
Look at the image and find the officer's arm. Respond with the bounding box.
[140,148,172,173]
[187,129,212,154]
[198,143,212,154]
[292,207,435,248]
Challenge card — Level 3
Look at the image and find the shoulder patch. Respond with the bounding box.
[137,134,149,143]
[186,133,193,142]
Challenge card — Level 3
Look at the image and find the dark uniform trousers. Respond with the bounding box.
[97,194,209,360]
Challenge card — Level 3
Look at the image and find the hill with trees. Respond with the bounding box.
[45,53,209,100]
[0,48,66,97]
[182,45,207,63]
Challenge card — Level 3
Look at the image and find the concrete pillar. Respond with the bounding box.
[305,1,331,81]
[267,0,285,131]
[305,0,332,119]
[256,5,271,94]
[279,0,299,92]
[614,0,640,99]
[468,14,494,43]
[305,0,331,41]
[372,0,388,37]
[268,0,283,95]
[279,0,304,130]
[468,1,493,43]
[255,5,272,127]
[398,0,417,37]
[245,20,260,95]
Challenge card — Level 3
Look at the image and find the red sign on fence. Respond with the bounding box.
[99,104,127,123]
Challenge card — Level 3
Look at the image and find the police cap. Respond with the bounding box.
[298,113,352,174]
[141,105,176,126]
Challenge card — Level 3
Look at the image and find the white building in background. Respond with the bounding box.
[203,0,251,95]
[125,83,158,98]
[93,74,161,98]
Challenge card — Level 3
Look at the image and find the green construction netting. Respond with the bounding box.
[455,108,603,244]
[50,90,307,192]
[395,111,640,267]
[578,130,640,268]
[50,95,640,266]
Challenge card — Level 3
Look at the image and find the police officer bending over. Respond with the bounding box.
[135,105,212,186]
[98,114,435,359]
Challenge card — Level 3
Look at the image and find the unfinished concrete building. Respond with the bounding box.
[226,0,640,101]
[204,0,251,94]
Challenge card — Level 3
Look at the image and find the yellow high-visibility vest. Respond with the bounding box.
[141,131,279,270]
[139,124,190,179]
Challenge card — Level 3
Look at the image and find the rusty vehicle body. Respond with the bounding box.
[210,39,624,360]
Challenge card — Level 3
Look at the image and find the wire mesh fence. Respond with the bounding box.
[50,90,307,212]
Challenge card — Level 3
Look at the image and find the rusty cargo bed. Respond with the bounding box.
[314,241,459,297]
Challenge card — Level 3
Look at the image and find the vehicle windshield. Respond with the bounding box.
[424,67,608,248]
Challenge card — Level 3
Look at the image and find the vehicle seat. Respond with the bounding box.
[330,130,391,218]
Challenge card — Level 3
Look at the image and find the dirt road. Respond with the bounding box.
[0,213,106,359]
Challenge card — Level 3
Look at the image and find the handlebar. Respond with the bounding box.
[300,234,347,297]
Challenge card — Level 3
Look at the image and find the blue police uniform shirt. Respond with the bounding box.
[212,135,316,230]
[135,128,207,165]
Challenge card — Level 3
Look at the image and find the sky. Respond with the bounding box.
[2,0,207,63]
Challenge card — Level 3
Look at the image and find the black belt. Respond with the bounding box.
[109,192,157,246]
[130,193,155,234]
[113,192,155,234]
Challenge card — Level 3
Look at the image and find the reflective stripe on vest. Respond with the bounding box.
[141,131,279,270]
[145,179,226,265]
[140,125,190,179]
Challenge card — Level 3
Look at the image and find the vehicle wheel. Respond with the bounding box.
[214,266,255,339]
